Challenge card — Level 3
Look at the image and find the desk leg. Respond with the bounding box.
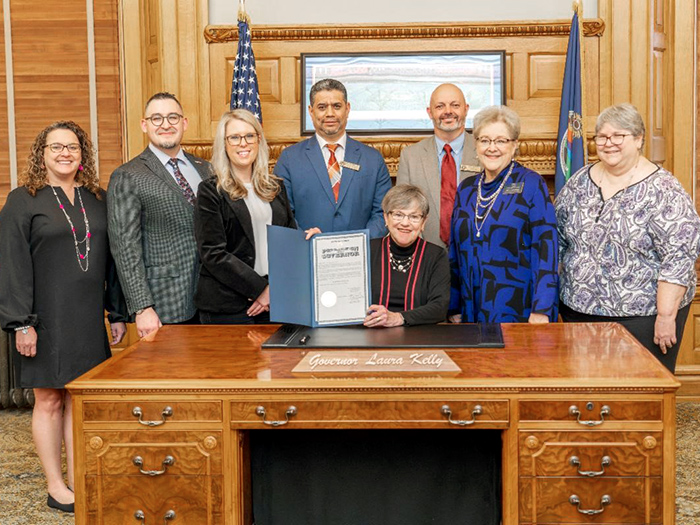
[231,429,252,524]
[663,393,676,525]
[502,422,519,524]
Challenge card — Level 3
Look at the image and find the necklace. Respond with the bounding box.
[474,161,515,238]
[51,185,91,272]
[390,252,414,273]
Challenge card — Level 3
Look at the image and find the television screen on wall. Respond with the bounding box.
[301,51,506,135]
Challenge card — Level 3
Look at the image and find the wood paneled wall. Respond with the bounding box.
[0,0,122,206]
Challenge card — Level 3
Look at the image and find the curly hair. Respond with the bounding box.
[211,109,281,202]
[20,121,101,198]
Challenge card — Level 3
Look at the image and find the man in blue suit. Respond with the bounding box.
[274,79,392,238]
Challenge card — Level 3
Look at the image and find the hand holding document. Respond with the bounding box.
[267,226,371,327]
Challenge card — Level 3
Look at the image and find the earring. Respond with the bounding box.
[78,164,84,171]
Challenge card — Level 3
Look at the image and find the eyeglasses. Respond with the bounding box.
[594,133,633,146]
[476,137,514,148]
[388,211,424,224]
[144,113,183,127]
[44,143,81,154]
[225,133,260,146]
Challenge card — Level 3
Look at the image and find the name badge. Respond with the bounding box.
[503,182,524,194]
[339,161,361,171]
[460,164,481,173]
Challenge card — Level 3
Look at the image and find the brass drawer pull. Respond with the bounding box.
[132,406,173,427]
[568,404,610,426]
[441,404,482,426]
[255,405,297,426]
[569,455,611,477]
[569,494,612,515]
[132,455,175,476]
[134,510,176,523]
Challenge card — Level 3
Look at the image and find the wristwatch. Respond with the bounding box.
[14,326,30,334]
[135,307,151,316]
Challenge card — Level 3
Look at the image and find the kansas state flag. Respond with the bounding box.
[554,8,585,196]
[230,10,262,122]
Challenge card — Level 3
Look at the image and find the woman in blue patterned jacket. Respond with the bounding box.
[556,103,700,372]
[448,105,558,323]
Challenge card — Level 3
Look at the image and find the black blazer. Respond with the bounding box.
[194,176,297,314]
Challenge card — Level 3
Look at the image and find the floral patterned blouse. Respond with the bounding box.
[556,163,700,317]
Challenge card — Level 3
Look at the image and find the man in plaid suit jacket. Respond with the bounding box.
[108,93,212,337]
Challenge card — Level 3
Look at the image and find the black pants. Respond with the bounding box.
[199,310,270,325]
[559,302,690,373]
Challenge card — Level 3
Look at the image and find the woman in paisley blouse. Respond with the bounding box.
[556,103,700,372]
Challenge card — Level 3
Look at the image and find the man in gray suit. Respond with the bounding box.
[397,83,480,248]
[108,92,211,337]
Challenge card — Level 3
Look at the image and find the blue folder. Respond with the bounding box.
[267,226,371,327]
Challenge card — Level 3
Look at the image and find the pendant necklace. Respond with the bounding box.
[474,161,515,238]
[51,185,91,272]
[390,252,414,273]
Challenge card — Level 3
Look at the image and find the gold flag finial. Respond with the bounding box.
[572,0,583,16]
[238,0,250,24]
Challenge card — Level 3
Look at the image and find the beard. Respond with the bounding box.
[433,114,464,133]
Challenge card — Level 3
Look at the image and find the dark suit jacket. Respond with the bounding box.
[274,135,392,238]
[194,176,297,315]
[396,134,480,248]
[107,147,212,322]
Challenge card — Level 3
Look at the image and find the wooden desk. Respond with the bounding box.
[67,323,680,525]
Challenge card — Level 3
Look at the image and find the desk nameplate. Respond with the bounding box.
[292,350,460,375]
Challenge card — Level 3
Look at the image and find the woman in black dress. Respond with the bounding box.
[0,121,127,513]
[194,109,296,324]
[364,184,450,327]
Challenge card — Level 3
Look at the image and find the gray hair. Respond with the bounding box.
[595,103,646,148]
[382,184,430,217]
[472,105,521,140]
[309,79,348,105]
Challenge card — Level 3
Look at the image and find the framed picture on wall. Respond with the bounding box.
[300,51,506,135]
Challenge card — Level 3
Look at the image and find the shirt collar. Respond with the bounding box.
[435,131,465,156]
[149,143,186,166]
[316,133,347,150]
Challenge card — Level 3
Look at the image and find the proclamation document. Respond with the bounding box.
[312,231,370,325]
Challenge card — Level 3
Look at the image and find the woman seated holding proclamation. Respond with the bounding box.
[363,184,450,327]
[556,103,700,372]
[194,109,296,324]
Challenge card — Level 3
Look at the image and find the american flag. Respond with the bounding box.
[230,11,262,122]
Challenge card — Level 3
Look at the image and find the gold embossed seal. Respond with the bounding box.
[643,436,657,449]
[89,436,104,450]
[203,436,218,450]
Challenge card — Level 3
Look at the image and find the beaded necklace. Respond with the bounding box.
[51,185,91,272]
[474,161,515,238]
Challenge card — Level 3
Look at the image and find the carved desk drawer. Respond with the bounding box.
[519,431,662,477]
[519,400,661,424]
[84,431,222,476]
[83,400,222,425]
[230,400,509,428]
[519,476,662,524]
[85,474,224,525]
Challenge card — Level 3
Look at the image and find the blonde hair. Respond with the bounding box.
[211,109,280,202]
[21,121,101,198]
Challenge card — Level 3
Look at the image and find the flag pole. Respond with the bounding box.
[574,0,588,164]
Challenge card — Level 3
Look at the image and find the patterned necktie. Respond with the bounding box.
[326,143,341,202]
[168,158,196,205]
[439,144,457,245]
